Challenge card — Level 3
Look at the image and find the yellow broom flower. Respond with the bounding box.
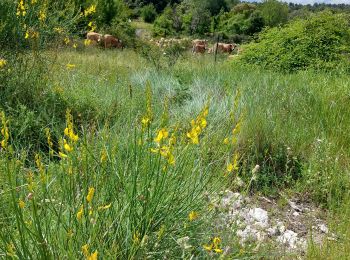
[86,187,95,203]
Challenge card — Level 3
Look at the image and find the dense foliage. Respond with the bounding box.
[239,11,350,72]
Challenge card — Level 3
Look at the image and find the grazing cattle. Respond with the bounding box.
[221,43,236,53]
[211,43,236,54]
[86,32,102,43]
[103,34,123,49]
[192,44,206,54]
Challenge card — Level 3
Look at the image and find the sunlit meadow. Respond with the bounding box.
[2,0,350,259]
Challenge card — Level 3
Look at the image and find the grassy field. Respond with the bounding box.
[1,47,350,258]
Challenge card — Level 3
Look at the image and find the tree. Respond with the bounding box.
[153,6,174,37]
[141,4,157,23]
[96,0,130,27]
[259,0,288,27]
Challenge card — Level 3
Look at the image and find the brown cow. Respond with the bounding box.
[192,44,206,54]
[86,32,102,43]
[103,34,123,49]
[221,43,236,53]
[211,43,236,54]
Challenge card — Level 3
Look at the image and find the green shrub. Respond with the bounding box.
[0,0,77,49]
[217,4,265,37]
[238,11,350,72]
[109,18,136,48]
[152,6,174,37]
[141,4,157,23]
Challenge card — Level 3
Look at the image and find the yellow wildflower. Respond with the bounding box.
[100,149,107,163]
[54,27,63,34]
[45,128,54,156]
[77,205,84,221]
[73,43,78,49]
[39,9,46,21]
[213,248,223,254]
[25,30,29,39]
[223,137,229,145]
[203,237,223,254]
[200,118,207,128]
[141,116,150,127]
[84,39,91,46]
[203,243,213,251]
[64,37,70,45]
[159,146,170,157]
[63,139,73,152]
[64,109,79,142]
[232,121,241,136]
[1,111,9,149]
[141,82,153,128]
[16,0,26,17]
[6,243,16,258]
[154,128,168,144]
[31,0,37,4]
[188,211,198,221]
[187,105,209,144]
[86,187,95,203]
[168,153,175,165]
[89,250,98,260]
[133,231,140,244]
[66,63,76,69]
[226,153,239,174]
[213,237,221,245]
[18,199,25,209]
[98,203,111,210]
[232,152,239,171]
[84,5,96,16]
[59,152,67,158]
[87,22,96,32]
[186,129,199,145]
[0,59,7,69]
[168,134,176,146]
[227,163,233,173]
[82,244,89,257]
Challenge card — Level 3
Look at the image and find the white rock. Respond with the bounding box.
[237,225,266,244]
[277,230,298,249]
[276,221,286,233]
[318,224,329,234]
[267,226,278,236]
[293,211,300,217]
[248,208,269,228]
[221,191,243,209]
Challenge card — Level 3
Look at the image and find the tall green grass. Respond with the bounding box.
[2,47,350,258]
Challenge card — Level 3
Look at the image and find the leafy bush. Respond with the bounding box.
[0,0,77,49]
[109,18,136,48]
[95,0,130,27]
[152,6,174,37]
[217,3,265,37]
[239,11,350,72]
[141,4,157,23]
[259,0,288,27]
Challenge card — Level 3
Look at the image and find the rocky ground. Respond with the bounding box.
[212,190,335,258]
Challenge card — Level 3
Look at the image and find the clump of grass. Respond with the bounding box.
[0,89,229,258]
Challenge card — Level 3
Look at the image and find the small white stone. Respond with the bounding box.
[293,211,300,217]
[267,226,278,236]
[318,224,329,234]
[248,208,269,228]
[277,230,298,249]
[221,191,243,210]
[277,221,286,233]
[237,225,265,244]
